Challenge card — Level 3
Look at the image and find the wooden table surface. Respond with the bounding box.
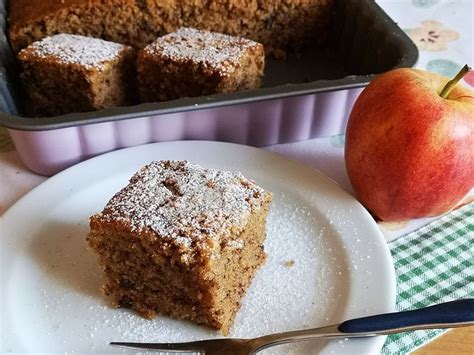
[413,327,474,354]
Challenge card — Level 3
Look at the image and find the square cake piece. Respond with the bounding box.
[87,160,272,334]
[17,34,136,117]
[137,28,265,102]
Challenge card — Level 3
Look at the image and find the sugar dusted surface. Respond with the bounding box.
[144,27,261,74]
[20,34,126,70]
[10,188,363,354]
[3,145,390,354]
[97,161,266,253]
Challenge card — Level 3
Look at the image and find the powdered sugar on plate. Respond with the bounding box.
[1,142,391,354]
[14,190,348,354]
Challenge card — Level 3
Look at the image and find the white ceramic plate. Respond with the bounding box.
[0,141,395,354]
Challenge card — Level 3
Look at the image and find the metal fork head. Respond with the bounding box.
[111,338,256,355]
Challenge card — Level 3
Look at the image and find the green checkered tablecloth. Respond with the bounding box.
[382,203,474,354]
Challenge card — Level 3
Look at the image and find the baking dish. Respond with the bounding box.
[0,0,418,175]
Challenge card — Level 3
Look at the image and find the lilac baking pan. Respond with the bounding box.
[0,0,418,176]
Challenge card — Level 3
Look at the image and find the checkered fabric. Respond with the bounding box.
[381,203,474,354]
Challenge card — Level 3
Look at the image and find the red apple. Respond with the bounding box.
[345,66,474,221]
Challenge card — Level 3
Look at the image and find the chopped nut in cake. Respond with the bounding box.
[137,28,265,102]
[87,160,272,335]
[17,34,136,117]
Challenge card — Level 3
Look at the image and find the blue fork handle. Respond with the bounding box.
[338,299,474,333]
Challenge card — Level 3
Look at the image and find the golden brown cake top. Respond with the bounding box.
[96,160,268,252]
[9,0,132,30]
[143,28,262,75]
[9,0,76,26]
[17,34,129,70]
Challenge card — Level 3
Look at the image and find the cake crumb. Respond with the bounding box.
[285,260,295,268]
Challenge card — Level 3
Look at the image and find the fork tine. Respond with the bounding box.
[110,338,253,354]
[110,341,201,353]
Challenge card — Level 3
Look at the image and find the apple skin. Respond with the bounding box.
[345,68,474,221]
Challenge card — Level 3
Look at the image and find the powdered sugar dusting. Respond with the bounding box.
[6,161,387,354]
[24,190,348,354]
[21,34,127,70]
[144,27,261,74]
[96,161,268,254]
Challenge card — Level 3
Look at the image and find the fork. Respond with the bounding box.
[110,298,474,354]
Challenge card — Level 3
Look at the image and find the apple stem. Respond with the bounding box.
[439,64,471,99]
